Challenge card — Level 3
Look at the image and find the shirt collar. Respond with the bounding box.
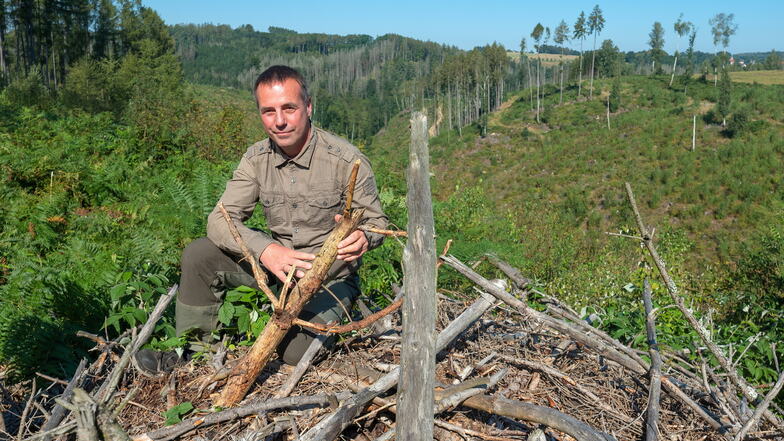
[271,127,317,169]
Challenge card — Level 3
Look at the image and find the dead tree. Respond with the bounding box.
[398,111,437,441]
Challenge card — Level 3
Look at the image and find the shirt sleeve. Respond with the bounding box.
[352,154,388,251]
[206,155,275,261]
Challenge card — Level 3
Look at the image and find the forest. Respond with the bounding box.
[1,0,783,440]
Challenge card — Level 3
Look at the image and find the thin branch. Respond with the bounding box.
[217,202,279,309]
[342,159,361,219]
[292,298,403,334]
[358,225,408,237]
[735,372,784,441]
[643,279,663,441]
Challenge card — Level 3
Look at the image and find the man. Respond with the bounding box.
[135,65,387,375]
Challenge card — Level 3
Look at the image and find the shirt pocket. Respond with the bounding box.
[305,192,343,230]
[260,193,286,229]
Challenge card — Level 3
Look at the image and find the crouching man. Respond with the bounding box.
[135,65,387,375]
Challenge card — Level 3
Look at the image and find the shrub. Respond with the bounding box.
[5,67,50,108]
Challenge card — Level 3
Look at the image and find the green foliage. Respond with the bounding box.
[609,76,621,112]
[5,67,50,108]
[163,402,193,425]
[217,286,271,344]
[717,67,732,123]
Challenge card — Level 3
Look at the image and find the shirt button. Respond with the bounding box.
[294,227,299,233]
[290,177,296,184]
[292,203,298,208]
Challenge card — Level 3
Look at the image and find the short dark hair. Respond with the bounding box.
[253,65,310,107]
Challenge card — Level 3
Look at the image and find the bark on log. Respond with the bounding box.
[399,111,437,441]
[216,208,364,407]
[299,291,497,441]
[133,393,351,441]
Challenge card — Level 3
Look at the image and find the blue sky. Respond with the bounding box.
[143,1,782,54]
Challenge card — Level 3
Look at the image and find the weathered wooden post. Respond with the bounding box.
[692,114,696,151]
[398,111,437,441]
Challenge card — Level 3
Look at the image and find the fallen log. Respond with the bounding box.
[132,393,352,441]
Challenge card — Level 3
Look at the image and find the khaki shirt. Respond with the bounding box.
[206,126,388,281]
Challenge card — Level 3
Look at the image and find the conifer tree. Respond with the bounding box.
[587,4,604,98]
[573,11,587,98]
[554,19,569,104]
[648,21,665,75]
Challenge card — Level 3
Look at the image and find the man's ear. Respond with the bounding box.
[307,99,313,118]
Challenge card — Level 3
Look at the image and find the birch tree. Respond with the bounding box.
[709,13,737,86]
[588,5,605,98]
[669,14,692,86]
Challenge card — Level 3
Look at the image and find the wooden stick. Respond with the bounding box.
[643,279,663,441]
[358,226,408,237]
[132,393,351,441]
[734,372,784,441]
[399,111,437,441]
[625,182,783,431]
[299,291,498,441]
[343,159,361,219]
[292,297,403,334]
[96,285,177,404]
[274,334,327,399]
[39,358,88,439]
[217,202,279,309]
[16,379,37,441]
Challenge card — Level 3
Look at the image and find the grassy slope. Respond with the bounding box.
[368,76,784,307]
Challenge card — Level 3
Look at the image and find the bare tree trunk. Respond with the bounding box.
[589,33,597,98]
[398,112,437,441]
[669,54,678,86]
[578,40,584,98]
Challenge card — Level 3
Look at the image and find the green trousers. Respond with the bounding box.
[176,237,359,365]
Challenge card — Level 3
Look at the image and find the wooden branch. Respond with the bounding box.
[96,285,177,405]
[343,159,361,219]
[17,379,37,441]
[274,334,327,399]
[358,225,408,237]
[461,393,614,441]
[440,254,728,433]
[643,279,663,441]
[292,297,403,334]
[734,372,784,441]
[217,202,279,309]
[399,111,437,441]
[132,393,351,441]
[300,291,497,441]
[216,209,364,407]
[483,254,531,290]
[40,358,87,438]
[625,182,784,431]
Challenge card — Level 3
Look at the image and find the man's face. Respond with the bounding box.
[256,78,312,154]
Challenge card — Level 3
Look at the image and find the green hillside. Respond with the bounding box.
[368,76,784,334]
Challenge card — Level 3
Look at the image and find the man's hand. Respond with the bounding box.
[335,214,368,262]
[260,243,315,282]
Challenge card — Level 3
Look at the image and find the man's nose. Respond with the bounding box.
[274,110,286,127]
